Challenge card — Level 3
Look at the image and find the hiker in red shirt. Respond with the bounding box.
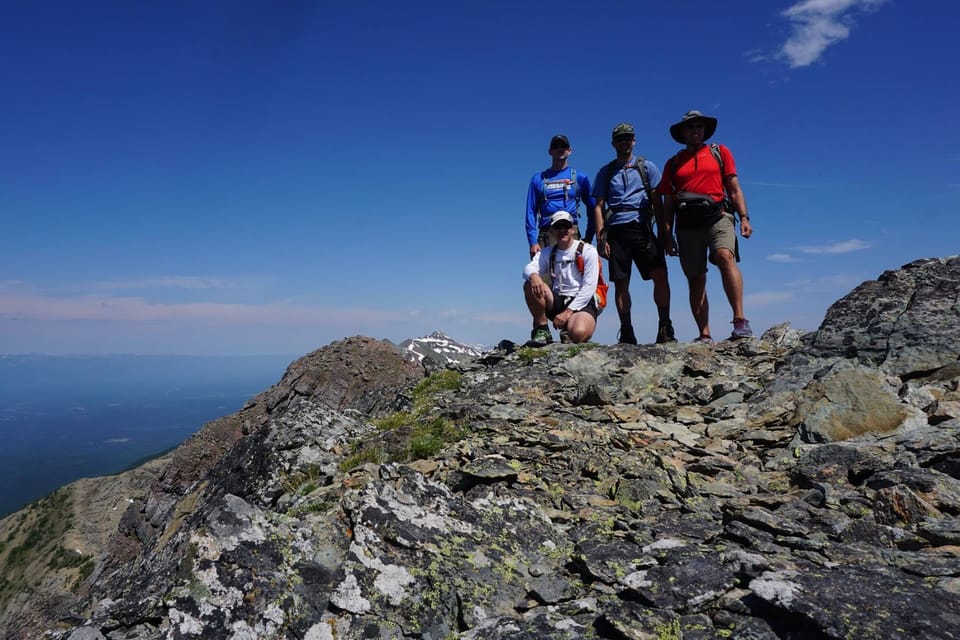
[658,110,754,343]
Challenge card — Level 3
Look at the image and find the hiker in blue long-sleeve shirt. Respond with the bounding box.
[525,134,595,259]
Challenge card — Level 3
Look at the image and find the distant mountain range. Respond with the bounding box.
[397,331,484,367]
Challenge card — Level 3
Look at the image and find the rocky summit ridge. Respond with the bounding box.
[1,256,959,640]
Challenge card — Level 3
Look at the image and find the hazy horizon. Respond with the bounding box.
[0,353,292,517]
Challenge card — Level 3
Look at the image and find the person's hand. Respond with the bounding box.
[660,230,677,256]
[599,241,611,259]
[529,274,548,299]
[553,308,572,329]
[529,243,541,259]
[740,218,752,239]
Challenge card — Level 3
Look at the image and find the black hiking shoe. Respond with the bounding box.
[655,320,677,344]
[559,330,572,344]
[528,326,553,347]
[618,325,637,345]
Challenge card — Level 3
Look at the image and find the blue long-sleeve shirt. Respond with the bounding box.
[525,167,596,246]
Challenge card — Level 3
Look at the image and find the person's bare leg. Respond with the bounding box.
[688,272,710,338]
[524,281,551,326]
[566,312,597,343]
[714,249,744,320]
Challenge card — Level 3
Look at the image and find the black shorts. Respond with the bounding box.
[606,220,666,281]
[547,295,600,320]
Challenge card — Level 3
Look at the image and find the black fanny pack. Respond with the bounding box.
[675,192,723,228]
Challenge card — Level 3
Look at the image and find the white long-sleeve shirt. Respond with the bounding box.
[523,241,599,312]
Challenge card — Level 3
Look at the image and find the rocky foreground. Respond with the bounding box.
[3,256,960,639]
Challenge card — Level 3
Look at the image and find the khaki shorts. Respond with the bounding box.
[676,213,740,278]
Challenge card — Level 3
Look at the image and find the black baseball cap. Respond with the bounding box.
[549,134,570,148]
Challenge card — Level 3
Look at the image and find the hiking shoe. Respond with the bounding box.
[655,320,677,344]
[731,318,753,339]
[559,330,571,344]
[530,327,553,346]
[693,335,714,344]
[618,325,637,345]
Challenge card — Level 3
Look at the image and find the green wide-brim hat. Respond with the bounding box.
[669,110,718,144]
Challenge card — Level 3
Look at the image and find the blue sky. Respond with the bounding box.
[1,0,956,355]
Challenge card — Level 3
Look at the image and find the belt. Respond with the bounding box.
[609,206,642,213]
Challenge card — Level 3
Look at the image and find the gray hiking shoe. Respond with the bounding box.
[731,318,753,339]
[656,320,677,344]
[559,330,571,344]
[530,327,553,346]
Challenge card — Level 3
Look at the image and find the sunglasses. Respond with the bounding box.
[550,144,570,150]
[684,123,705,130]
[551,223,574,231]
[613,136,634,143]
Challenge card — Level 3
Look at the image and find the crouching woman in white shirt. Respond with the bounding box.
[523,211,600,346]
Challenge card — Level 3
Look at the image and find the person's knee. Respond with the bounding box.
[687,272,707,288]
[524,280,548,301]
[713,248,736,266]
[569,329,594,343]
[568,316,596,342]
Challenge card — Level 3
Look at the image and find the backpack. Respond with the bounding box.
[540,168,580,214]
[550,241,608,311]
[603,156,655,207]
[600,156,658,242]
[603,156,653,222]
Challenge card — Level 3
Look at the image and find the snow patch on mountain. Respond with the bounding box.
[398,331,484,366]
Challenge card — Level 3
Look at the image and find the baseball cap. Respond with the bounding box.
[549,211,575,226]
[550,134,570,148]
[611,123,635,139]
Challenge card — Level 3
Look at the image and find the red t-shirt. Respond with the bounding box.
[657,144,737,203]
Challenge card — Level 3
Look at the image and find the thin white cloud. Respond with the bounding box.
[0,289,395,326]
[746,290,796,307]
[786,273,867,292]
[795,239,872,254]
[0,280,28,293]
[747,271,866,308]
[767,253,801,263]
[87,276,248,292]
[778,0,890,68]
[744,180,845,189]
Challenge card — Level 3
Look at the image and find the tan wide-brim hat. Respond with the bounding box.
[669,110,718,144]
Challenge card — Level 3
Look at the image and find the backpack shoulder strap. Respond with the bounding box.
[709,143,724,174]
[664,152,683,195]
[632,156,654,202]
[575,241,585,273]
[602,159,620,189]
